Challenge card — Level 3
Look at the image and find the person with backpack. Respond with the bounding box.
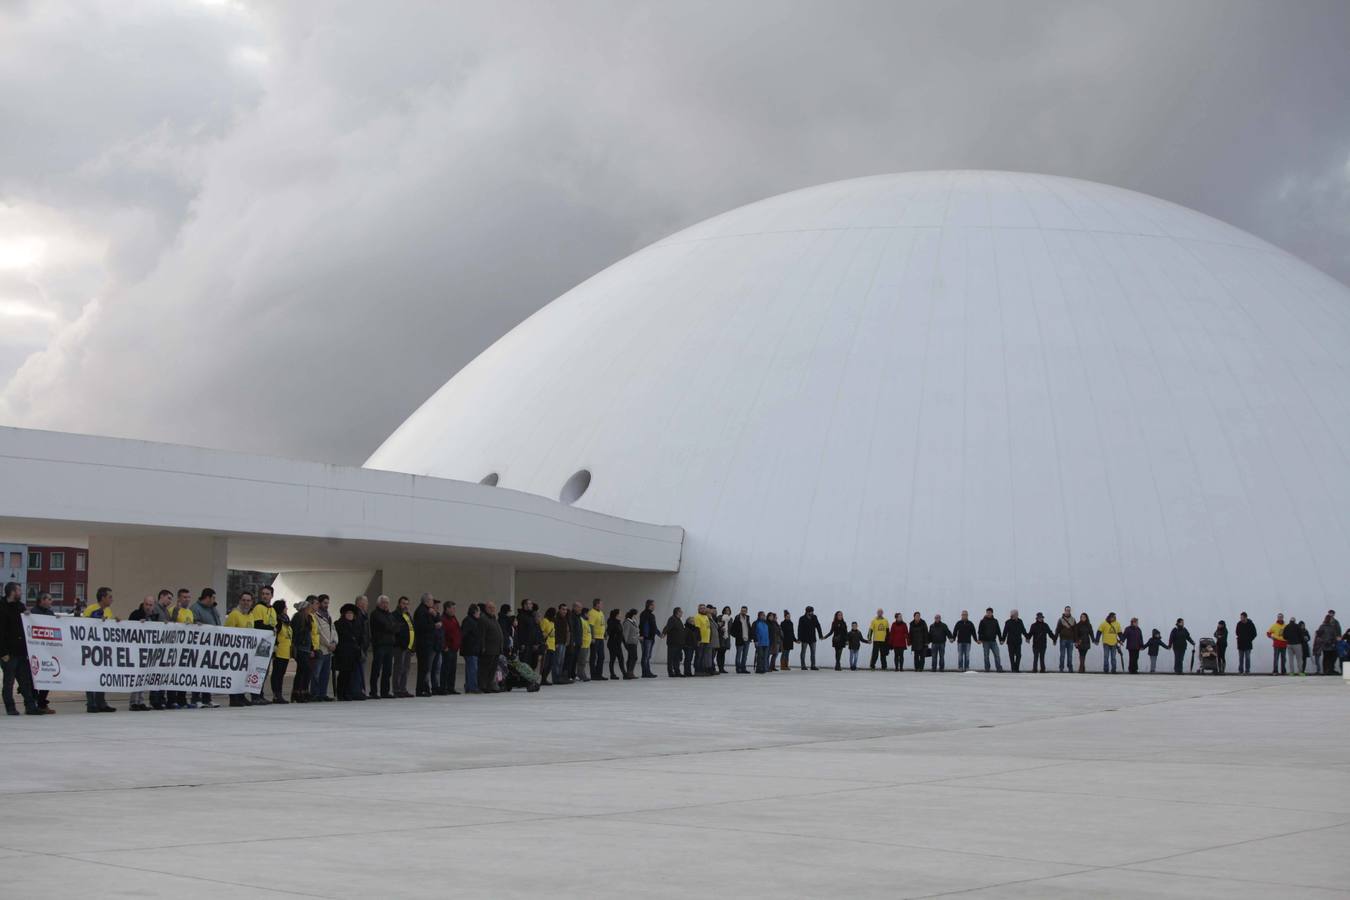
[928,614,951,671]
[1168,619,1194,674]
[909,612,928,672]
[1027,612,1054,673]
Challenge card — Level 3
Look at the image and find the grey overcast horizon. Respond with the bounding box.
[1,0,1347,464]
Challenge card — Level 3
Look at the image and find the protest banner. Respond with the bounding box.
[22,615,273,694]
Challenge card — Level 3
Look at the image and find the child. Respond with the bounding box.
[846,622,871,670]
[1143,628,1169,673]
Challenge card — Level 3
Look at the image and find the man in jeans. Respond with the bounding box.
[1235,611,1257,675]
[730,606,753,673]
[82,587,119,712]
[953,610,976,672]
[310,595,336,701]
[977,608,1003,672]
[797,606,823,671]
[1056,607,1076,673]
[1267,614,1287,675]
[638,599,658,678]
[1,581,48,716]
[461,604,482,693]
[1097,612,1122,673]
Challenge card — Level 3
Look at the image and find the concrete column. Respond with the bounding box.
[87,532,227,616]
[379,561,514,611]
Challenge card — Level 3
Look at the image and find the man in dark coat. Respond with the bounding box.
[797,606,824,671]
[1121,617,1144,673]
[369,595,398,699]
[1,581,45,715]
[1027,612,1055,672]
[729,606,753,673]
[977,608,1003,672]
[1234,611,1257,674]
[909,612,929,672]
[1002,610,1028,672]
[412,593,439,696]
[1169,618,1194,674]
[663,607,685,677]
[460,605,483,693]
[639,599,659,678]
[479,602,504,693]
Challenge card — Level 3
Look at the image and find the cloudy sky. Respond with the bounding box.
[1,0,1347,464]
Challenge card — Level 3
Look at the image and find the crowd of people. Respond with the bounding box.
[1,580,1347,716]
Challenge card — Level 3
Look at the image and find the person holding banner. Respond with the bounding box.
[225,594,257,706]
[127,595,158,711]
[192,589,223,708]
[2,581,48,715]
[82,587,118,713]
[167,589,197,709]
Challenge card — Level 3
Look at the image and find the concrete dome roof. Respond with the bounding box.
[368,171,1350,622]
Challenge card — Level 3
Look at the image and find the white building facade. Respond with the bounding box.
[369,171,1350,661]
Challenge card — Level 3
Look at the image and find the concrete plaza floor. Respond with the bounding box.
[2,668,1347,898]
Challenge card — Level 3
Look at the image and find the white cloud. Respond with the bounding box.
[0,0,1346,461]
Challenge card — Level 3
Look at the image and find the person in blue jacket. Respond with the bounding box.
[752,612,771,674]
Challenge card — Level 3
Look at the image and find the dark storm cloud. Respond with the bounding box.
[1,0,1346,462]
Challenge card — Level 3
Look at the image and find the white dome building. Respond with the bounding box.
[368,171,1350,652]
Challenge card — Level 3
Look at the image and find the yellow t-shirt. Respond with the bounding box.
[693,613,711,645]
[1098,620,1122,646]
[82,603,116,622]
[170,606,194,625]
[224,609,253,629]
[588,609,606,642]
[251,604,276,628]
[579,615,592,648]
[870,618,889,642]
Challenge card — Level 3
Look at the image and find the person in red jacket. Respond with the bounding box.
[440,601,462,695]
[887,613,910,671]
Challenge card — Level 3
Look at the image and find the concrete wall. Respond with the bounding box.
[270,571,380,607]
[87,533,227,615]
[384,561,514,611]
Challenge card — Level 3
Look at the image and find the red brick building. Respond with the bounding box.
[24,545,88,613]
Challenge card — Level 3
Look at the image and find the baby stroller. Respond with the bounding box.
[500,656,541,693]
[1196,637,1219,674]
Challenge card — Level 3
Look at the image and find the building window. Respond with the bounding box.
[76,552,86,572]
[75,583,86,601]
[7,551,21,570]
[28,551,41,570]
[26,583,39,600]
[50,551,65,571]
[49,583,64,602]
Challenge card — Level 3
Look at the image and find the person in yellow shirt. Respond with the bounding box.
[82,586,117,713]
[574,601,592,682]
[692,605,712,674]
[539,607,557,685]
[270,600,292,704]
[1096,612,1123,674]
[587,599,607,680]
[224,594,256,706]
[869,609,890,669]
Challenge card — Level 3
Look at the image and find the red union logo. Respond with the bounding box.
[29,624,62,641]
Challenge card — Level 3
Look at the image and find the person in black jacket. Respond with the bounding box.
[928,614,950,671]
[977,608,1004,672]
[909,612,929,672]
[639,599,659,678]
[334,604,366,701]
[1,581,45,716]
[1234,612,1257,674]
[797,606,824,670]
[662,608,685,677]
[780,610,796,672]
[1073,613,1094,673]
[1168,618,1194,674]
[844,622,870,670]
[729,606,752,673]
[827,611,848,671]
[1027,612,1054,672]
[412,593,439,697]
[953,611,977,672]
[606,609,624,679]
[479,602,504,693]
[1213,620,1229,674]
[1002,610,1027,672]
[369,596,397,699]
[461,605,483,693]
